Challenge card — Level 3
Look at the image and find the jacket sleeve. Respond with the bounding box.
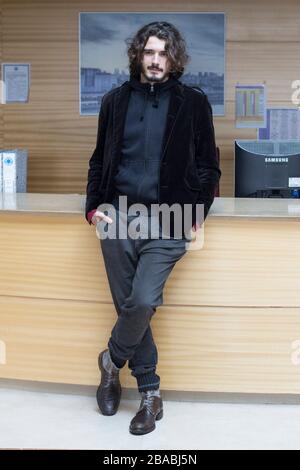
[87,208,97,225]
[85,95,109,224]
[194,93,221,221]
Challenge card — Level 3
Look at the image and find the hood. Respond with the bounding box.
[128,74,178,121]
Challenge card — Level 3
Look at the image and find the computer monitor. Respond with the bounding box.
[235,140,300,198]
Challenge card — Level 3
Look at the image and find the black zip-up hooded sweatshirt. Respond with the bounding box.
[112,74,179,208]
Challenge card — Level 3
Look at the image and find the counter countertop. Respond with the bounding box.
[1,193,300,218]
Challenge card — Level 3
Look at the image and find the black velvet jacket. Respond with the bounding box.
[85,77,221,231]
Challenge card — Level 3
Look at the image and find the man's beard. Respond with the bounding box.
[141,65,169,83]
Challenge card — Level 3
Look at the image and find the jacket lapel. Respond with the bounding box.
[111,83,131,166]
[160,83,185,162]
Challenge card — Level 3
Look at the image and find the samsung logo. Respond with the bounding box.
[265,157,289,163]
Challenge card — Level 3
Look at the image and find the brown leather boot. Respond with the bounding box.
[96,349,122,416]
[129,390,163,435]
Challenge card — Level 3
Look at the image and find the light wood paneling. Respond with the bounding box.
[1,296,300,393]
[0,212,300,308]
[0,210,300,392]
[1,0,299,197]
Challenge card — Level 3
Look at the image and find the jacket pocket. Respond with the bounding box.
[183,175,202,191]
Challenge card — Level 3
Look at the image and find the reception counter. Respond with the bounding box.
[1,193,300,394]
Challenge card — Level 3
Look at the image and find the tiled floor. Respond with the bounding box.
[0,383,300,450]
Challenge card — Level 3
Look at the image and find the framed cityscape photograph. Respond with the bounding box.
[79,12,225,116]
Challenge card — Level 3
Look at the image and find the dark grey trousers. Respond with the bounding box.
[97,206,189,391]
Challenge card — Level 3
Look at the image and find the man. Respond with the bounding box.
[85,21,221,435]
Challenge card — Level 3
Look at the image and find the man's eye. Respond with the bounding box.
[143,51,167,55]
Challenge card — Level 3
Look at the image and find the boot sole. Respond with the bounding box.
[129,409,164,435]
[97,350,122,416]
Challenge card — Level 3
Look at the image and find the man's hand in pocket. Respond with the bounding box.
[91,210,113,226]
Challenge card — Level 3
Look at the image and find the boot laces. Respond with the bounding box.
[103,369,119,386]
[141,393,158,414]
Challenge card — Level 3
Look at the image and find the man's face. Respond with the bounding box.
[140,36,171,84]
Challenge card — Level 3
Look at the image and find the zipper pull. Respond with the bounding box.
[150,83,154,93]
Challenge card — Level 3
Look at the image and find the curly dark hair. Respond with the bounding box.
[125,21,190,80]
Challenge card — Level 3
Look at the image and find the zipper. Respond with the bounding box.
[136,91,150,201]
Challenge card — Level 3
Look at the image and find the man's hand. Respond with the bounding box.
[91,210,113,226]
